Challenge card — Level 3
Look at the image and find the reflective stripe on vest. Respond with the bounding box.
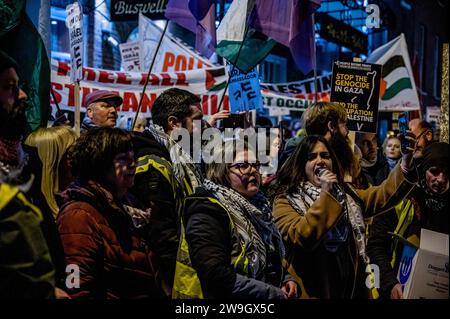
[136,155,176,193]
[390,199,414,268]
[172,196,249,299]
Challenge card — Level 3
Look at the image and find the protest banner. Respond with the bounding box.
[139,13,214,73]
[50,60,229,118]
[330,60,382,133]
[119,41,141,72]
[65,1,83,135]
[228,66,262,112]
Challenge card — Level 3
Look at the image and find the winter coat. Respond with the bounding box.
[56,179,159,299]
[130,131,180,293]
[367,186,449,298]
[0,183,55,299]
[182,187,288,299]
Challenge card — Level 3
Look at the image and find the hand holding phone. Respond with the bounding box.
[398,112,409,154]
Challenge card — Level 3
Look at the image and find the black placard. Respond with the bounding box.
[330,60,382,133]
[111,0,168,21]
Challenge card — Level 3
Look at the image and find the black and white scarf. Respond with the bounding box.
[287,181,370,264]
[203,179,285,279]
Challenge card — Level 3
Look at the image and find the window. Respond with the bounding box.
[50,6,70,63]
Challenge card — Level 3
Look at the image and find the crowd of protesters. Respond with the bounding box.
[1,50,448,299]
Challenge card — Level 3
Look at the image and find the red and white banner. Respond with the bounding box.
[50,59,229,118]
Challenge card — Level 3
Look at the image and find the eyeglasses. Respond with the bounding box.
[229,161,261,174]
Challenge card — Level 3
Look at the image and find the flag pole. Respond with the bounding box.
[132,20,169,131]
[74,80,81,136]
[313,13,318,104]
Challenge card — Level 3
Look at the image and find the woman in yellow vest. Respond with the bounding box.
[172,140,298,299]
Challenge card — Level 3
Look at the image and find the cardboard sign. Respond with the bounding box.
[330,60,382,133]
[403,229,449,299]
[228,67,262,112]
[66,2,83,83]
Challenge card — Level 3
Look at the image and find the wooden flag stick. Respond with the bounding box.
[74,81,81,136]
[132,20,169,131]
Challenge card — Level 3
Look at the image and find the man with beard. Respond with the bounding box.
[0,50,56,298]
[356,132,386,186]
[129,88,204,297]
[302,102,356,181]
[408,118,434,161]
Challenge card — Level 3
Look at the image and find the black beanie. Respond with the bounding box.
[421,142,449,173]
[0,49,18,73]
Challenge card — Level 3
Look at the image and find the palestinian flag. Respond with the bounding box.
[216,0,276,74]
[367,33,420,111]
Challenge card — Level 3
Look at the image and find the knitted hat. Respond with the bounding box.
[421,142,449,173]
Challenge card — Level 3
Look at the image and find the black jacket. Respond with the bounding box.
[130,131,179,291]
[184,187,287,299]
[367,186,449,298]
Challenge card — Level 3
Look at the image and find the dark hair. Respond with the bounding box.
[303,102,347,136]
[70,127,133,183]
[151,88,201,131]
[418,120,433,133]
[277,135,342,194]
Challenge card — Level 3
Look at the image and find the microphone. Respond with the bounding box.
[316,167,344,197]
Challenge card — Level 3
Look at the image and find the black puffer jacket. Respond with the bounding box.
[130,131,179,292]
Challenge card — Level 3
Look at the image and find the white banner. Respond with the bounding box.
[139,13,213,73]
[50,60,229,118]
[65,2,83,83]
[260,73,332,96]
[119,40,141,72]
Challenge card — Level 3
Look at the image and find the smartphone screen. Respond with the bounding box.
[398,112,409,153]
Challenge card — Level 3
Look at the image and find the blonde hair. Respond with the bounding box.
[382,135,401,158]
[25,126,77,218]
[302,102,347,135]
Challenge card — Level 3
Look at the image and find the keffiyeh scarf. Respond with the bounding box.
[146,125,203,190]
[287,181,370,264]
[203,179,285,279]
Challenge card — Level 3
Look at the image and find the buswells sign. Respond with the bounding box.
[111,0,168,21]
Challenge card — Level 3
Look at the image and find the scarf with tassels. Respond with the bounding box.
[287,181,370,265]
[145,125,203,191]
[203,179,285,279]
